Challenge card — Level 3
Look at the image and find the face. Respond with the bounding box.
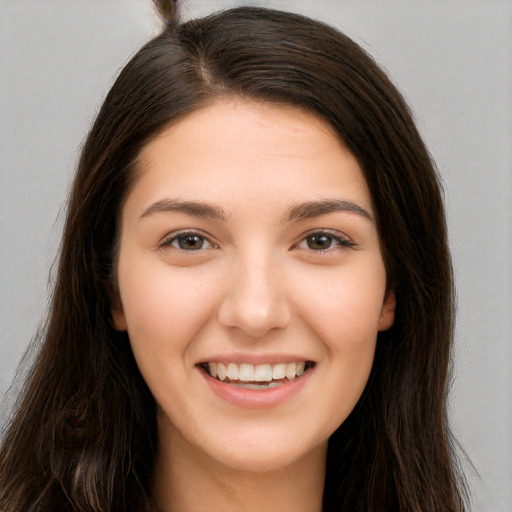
[113,99,395,473]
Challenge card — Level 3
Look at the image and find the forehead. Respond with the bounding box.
[130,99,372,219]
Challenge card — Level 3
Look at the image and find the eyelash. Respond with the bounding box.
[159,229,354,253]
[294,230,355,253]
[159,231,217,252]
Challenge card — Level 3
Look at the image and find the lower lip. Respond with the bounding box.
[200,366,314,409]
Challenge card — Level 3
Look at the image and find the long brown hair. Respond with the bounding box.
[0,5,466,511]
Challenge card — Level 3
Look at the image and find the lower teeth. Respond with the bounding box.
[233,381,281,389]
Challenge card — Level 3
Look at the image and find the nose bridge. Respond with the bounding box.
[218,244,291,337]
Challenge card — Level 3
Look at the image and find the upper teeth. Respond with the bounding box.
[207,362,307,382]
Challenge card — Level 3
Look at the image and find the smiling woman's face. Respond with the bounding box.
[113,99,395,474]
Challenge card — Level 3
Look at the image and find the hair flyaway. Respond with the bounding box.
[0,2,468,511]
[153,0,179,25]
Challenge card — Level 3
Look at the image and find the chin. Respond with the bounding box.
[197,427,329,475]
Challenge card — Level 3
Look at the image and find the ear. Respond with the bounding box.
[111,307,128,331]
[108,277,127,331]
[110,294,128,331]
[378,290,396,331]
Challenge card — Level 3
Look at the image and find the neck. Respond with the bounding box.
[152,421,327,512]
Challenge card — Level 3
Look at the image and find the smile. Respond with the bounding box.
[201,361,314,389]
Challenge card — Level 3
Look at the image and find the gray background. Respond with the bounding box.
[1,1,511,510]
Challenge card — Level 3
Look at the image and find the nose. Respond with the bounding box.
[217,251,292,338]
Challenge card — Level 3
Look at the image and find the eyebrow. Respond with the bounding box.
[285,198,373,223]
[139,199,228,221]
[139,197,372,224]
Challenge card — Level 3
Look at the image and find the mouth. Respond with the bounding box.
[199,361,315,390]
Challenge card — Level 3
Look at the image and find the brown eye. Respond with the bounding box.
[295,231,355,252]
[306,234,335,250]
[160,232,215,251]
[177,234,205,250]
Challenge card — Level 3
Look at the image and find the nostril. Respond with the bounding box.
[217,296,291,337]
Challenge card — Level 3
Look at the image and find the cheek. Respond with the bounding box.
[295,263,385,424]
[116,262,221,360]
[293,258,388,348]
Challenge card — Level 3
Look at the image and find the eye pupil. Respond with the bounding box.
[307,234,332,250]
[178,235,204,250]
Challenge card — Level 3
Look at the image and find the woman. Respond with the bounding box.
[0,2,466,511]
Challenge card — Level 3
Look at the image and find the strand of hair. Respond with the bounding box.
[153,0,179,26]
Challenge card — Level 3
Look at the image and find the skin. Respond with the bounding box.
[113,99,395,512]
